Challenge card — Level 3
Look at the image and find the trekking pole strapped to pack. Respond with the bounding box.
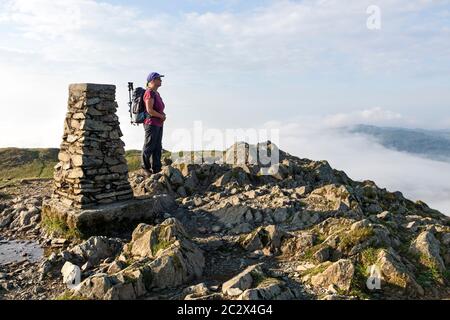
[128,82,147,125]
[128,82,134,124]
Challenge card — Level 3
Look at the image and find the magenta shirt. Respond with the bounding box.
[143,89,165,127]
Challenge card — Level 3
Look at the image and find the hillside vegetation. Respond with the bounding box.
[0,148,221,187]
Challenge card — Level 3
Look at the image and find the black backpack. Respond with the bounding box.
[128,82,147,125]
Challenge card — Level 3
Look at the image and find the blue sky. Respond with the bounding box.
[105,0,274,14]
[1,0,449,150]
[1,0,450,213]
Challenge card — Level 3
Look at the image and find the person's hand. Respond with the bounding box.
[161,114,167,122]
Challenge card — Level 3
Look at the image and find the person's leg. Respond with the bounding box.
[141,124,155,171]
[151,126,163,173]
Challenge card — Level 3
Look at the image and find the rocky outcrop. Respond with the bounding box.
[72,218,205,299]
[306,184,352,212]
[2,141,450,301]
[240,225,289,256]
[410,231,446,272]
[310,259,355,292]
[222,264,262,297]
[69,236,123,266]
[375,249,424,297]
[221,264,297,300]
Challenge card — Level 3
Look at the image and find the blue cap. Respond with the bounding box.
[147,72,165,82]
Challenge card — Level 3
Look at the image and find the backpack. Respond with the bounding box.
[128,82,148,125]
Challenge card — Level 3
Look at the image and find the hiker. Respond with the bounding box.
[141,72,166,175]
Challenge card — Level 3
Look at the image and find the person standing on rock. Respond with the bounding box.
[141,72,166,175]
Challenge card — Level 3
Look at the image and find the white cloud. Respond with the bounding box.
[323,107,405,127]
[0,1,449,215]
[1,0,449,75]
[154,109,450,216]
[260,114,450,216]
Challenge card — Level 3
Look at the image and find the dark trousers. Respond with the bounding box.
[141,124,163,173]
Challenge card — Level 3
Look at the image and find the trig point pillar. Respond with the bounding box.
[53,83,132,207]
[42,83,175,238]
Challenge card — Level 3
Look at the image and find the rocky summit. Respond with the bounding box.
[0,141,449,300]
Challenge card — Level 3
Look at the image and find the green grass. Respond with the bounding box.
[360,247,381,268]
[255,277,281,288]
[339,227,375,252]
[416,268,441,288]
[151,239,174,256]
[301,262,332,277]
[415,254,445,287]
[41,215,82,239]
[345,247,384,299]
[397,243,447,288]
[349,263,372,300]
[302,243,327,262]
[125,150,142,172]
[55,291,87,300]
[0,148,58,182]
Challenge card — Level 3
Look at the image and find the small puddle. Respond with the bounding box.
[0,240,44,265]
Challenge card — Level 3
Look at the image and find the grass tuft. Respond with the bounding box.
[339,227,374,251]
[41,216,82,239]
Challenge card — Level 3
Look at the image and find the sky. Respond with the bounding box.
[0,0,450,214]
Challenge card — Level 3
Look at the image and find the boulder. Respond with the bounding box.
[182,283,210,299]
[281,232,316,255]
[409,231,445,272]
[241,225,289,254]
[222,264,263,297]
[239,279,296,300]
[211,205,251,227]
[70,236,123,265]
[306,184,351,212]
[272,208,289,224]
[76,274,113,300]
[375,249,424,297]
[441,233,450,246]
[313,246,331,263]
[184,173,198,194]
[129,218,187,259]
[127,218,205,289]
[0,211,14,228]
[107,260,127,274]
[75,218,205,299]
[163,166,184,186]
[311,259,355,292]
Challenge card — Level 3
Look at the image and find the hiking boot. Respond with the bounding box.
[140,168,152,177]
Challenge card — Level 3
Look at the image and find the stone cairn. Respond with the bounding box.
[52,84,133,208]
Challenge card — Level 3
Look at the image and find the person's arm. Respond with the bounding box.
[145,95,166,120]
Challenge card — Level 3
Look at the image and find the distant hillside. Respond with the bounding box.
[0,148,146,186]
[0,148,59,185]
[0,148,217,187]
[349,124,450,163]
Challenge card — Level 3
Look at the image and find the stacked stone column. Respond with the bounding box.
[52,83,133,208]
